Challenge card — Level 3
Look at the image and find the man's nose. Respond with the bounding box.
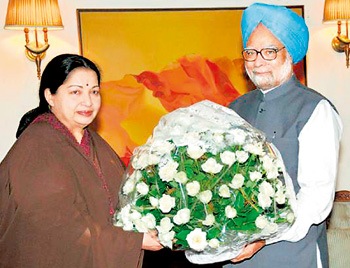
[253,52,266,66]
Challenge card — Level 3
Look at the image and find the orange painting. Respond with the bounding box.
[77,7,306,165]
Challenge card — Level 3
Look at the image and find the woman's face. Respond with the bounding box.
[45,67,101,137]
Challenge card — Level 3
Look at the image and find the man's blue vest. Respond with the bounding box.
[224,75,333,268]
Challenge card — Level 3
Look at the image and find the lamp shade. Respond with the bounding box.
[4,0,63,30]
[324,0,350,22]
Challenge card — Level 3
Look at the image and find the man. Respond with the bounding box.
[224,3,343,268]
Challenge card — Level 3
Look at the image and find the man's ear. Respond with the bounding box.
[44,88,54,107]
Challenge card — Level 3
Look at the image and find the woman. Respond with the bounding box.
[0,54,162,267]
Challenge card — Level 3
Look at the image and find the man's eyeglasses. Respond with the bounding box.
[242,47,285,62]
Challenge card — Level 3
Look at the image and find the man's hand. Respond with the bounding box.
[231,240,266,263]
[142,231,163,251]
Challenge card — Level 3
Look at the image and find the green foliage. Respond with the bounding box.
[115,138,294,252]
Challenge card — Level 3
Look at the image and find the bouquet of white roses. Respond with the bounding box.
[114,100,296,264]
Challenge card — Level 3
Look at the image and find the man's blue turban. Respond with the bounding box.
[241,2,309,64]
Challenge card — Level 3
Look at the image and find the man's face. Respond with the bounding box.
[244,24,293,90]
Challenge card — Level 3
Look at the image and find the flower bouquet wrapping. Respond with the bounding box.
[114,100,296,264]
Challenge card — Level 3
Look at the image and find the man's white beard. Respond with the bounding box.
[246,56,293,90]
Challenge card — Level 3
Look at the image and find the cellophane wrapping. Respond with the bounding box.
[114,100,296,264]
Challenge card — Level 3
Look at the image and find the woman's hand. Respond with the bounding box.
[231,240,265,263]
[142,231,163,251]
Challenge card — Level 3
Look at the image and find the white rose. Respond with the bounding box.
[213,133,226,148]
[187,145,205,160]
[249,171,263,182]
[118,204,131,219]
[119,220,134,231]
[258,192,272,209]
[134,219,148,232]
[159,194,176,213]
[149,196,159,207]
[220,151,236,166]
[275,180,283,189]
[159,230,175,249]
[275,189,286,204]
[261,155,274,172]
[219,184,231,198]
[115,205,133,230]
[208,238,220,249]
[243,142,264,156]
[201,158,223,174]
[259,181,275,197]
[159,160,179,182]
[151,140,175,155]
[287,212,295,223]
[186,181,201,196]
[255,215,269,229]
[267,166,279,179]
[130,210,142,221]
[131,153,149,169]
[173,208,191,225]
[229,174,245,189]
[147,153,161,165]
[186,228,208,251]
[174,171,188,184]
[122,178,136,195]
[198,190,212,204]
[129,170,142,181]
[225,205,237,218]
[236,150,249,163]
[156,217,174,233]
[136,181,149,196]
[231,128,247,145]
[141,213,156,229]
[202,214,215,226]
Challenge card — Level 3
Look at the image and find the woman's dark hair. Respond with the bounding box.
[16,54,101,138]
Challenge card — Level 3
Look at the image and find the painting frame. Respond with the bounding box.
[77,7,307,164]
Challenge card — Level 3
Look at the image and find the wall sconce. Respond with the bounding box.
[4,0,64,79]
[323,0,350,68]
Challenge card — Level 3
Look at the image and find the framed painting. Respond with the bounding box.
[77,7,306,165]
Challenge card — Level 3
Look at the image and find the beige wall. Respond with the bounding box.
[0,0,349,190]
